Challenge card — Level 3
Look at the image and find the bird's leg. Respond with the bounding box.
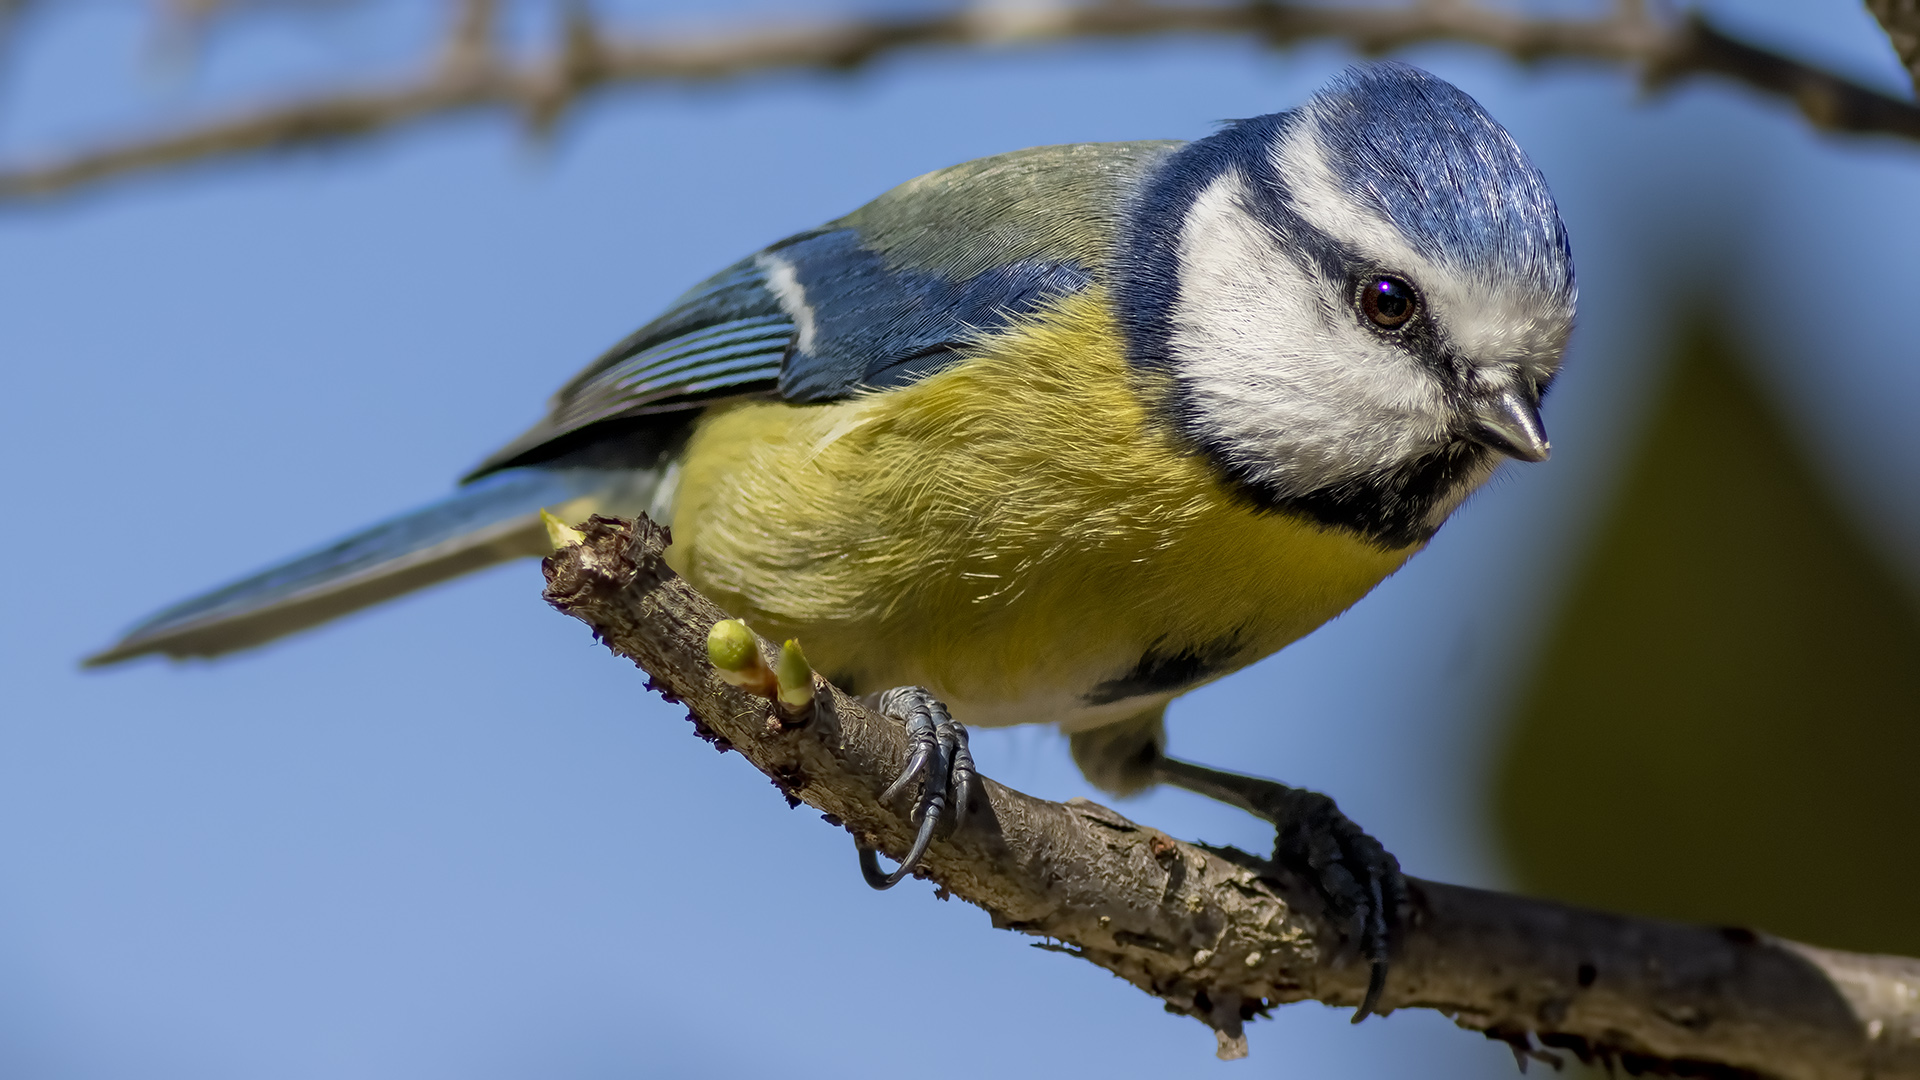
[1151,756,1404,1023]
[855,686,976,890]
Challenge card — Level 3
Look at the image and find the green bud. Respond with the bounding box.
[707,619,761,681]
[539,509,584,551]
[775,639,815,710]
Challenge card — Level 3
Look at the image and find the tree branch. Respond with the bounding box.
[542,514,1920,1078]
[3,0,1919,201]
[1869,0,1920,94]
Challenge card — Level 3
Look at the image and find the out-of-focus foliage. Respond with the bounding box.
[1495,323,1920,957]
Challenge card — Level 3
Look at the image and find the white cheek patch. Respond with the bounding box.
[1269,123,1571,377]
[756,254,818,355]
[1169,171,1452,497]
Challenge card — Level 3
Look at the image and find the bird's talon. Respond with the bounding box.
[1355,958,1389,1023]
[1151,757,1404,1022]
[881,745,930,805]
[856,686,971,890]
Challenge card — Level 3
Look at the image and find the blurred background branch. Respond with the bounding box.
[1,0,1919,200]
[1867,0,1920,89]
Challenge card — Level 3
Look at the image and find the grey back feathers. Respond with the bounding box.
[838,140,1175,278]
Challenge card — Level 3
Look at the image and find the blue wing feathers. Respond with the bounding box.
[465,258,797,476]
[772,229,1092,401]
[544,314,791,429]
[574,255,796,377]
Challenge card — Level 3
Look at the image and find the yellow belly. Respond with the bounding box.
[665,287,1417,729]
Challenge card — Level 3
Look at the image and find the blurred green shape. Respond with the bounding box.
[1494,323,1920,956]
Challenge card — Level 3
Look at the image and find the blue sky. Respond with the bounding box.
[2,2,1917,1077]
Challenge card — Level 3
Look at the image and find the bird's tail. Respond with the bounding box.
[85,467,663,666]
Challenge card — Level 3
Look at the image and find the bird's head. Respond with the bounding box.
[1120,63,1576,549]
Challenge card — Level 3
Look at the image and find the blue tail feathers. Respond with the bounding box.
[86,468,647,666]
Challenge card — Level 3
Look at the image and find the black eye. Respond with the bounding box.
[1359,276,1417,330]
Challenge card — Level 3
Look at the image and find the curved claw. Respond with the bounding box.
[948,727,976,830]
[856,800,942,890]
[1354,871,1389,1022]
[857,686,972,890]
[1356,959,1389,1024]
[880,741,932,805]
[1349,827,1404,1022]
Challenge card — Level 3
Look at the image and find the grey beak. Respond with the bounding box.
[1465,388,1550,463]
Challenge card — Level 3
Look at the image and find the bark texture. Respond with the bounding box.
[543,514,1920,1077]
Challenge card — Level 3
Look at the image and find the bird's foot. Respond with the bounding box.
[855,686,975,890]
[1152,757,1404,1022]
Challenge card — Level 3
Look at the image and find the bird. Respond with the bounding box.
[89,62,1575,1016]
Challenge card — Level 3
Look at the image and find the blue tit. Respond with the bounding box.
[91,63,1574,1004]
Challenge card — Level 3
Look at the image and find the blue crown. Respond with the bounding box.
[1303,63,1574,300]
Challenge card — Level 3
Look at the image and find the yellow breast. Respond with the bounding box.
[666,287,1417,729]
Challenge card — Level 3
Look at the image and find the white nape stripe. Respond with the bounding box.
[756,254,818,355]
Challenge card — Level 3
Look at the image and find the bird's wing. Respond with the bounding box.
[86,142,1181,665]
[470,139,1179,477]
